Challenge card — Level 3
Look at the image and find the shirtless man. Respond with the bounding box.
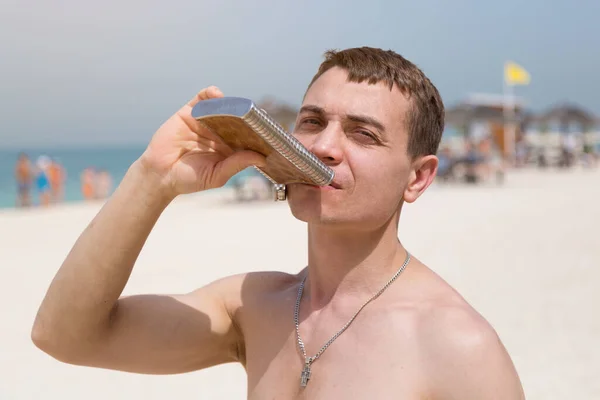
[32,47,525,399]
[15,152,33,207]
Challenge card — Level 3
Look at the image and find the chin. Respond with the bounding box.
[290,207,389,232]
[289,204,342,225]
[287,184,401,231]
[287,189,369,228]
[287,183,343,224]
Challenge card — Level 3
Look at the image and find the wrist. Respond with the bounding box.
[124,159,177,209]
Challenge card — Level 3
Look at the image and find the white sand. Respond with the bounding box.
[1,168,599,399]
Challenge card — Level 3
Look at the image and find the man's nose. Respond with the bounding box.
[307,123,344,165]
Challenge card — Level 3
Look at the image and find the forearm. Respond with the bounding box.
[32,159,174,354]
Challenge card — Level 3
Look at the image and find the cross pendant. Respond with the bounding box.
[300,362,311,388]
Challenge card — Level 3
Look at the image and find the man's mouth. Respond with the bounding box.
[304,181,340,190]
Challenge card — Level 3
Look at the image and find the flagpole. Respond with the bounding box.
[503,63,516,166]
[503,61,531,167]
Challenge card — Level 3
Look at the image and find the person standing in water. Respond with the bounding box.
[15,152,33,207]
[35,155,52,207]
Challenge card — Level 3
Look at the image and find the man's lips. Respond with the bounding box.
[304,181,341,190]
[329,180,342,189]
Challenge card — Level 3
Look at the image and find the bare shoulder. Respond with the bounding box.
[188,269,300,313]
[411,264,525,399]
[189,269,300,365]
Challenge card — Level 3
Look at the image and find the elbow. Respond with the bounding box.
[30,319,91,365]
[31,320,64,360]
[31,317,52,352]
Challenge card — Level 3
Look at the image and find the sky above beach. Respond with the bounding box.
[1,0,598,148]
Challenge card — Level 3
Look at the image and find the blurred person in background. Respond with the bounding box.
[35,155,52,207]
[95,170,113,200]
[14,152,33,207]
[80,167,96,201]
[48,158,66,204]
[436,146,455,182]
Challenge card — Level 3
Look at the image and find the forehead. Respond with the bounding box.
[302,67,409,130]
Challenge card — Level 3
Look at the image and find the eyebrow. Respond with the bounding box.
[299,105,386,134]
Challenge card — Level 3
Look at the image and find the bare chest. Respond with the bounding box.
[241,304,428,400]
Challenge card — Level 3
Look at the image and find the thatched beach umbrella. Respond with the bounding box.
[535,103,598,133]
[445,94,528,155]
[257,97,299,132]
[445,94,528,135]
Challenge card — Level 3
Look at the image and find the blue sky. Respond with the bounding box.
[1,0,598,148]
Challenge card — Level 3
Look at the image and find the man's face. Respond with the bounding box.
[287,67,429,230]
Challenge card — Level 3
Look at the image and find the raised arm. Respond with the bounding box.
[31,87,266,374]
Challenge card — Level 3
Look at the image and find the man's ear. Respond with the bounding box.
[403,155,438,204]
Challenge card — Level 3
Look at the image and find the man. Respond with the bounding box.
[35,155,52,207]
[15,152,33,207]
[48,158,66,204]
[32,47,525,399]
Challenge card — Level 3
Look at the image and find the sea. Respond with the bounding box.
[0,146,259,209]
[0,128,466,209]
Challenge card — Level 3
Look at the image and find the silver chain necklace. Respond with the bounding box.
[294,251,411,388]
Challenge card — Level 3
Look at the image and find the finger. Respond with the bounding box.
[179,112,233,151]
[194,135,234,157]
[211,150,267,187]
[186,86,224,108]
[179,86,226,141]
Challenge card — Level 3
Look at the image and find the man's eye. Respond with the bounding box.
[355,129,377,139]
[351,129,381,145]
[303,118,321,125]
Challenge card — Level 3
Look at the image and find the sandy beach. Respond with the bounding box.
[1,167,598,399]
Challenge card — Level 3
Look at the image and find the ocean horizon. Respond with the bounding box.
[0,145,260,210]
[0,128,465,209]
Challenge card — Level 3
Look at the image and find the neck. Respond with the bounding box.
[304,215,408,309]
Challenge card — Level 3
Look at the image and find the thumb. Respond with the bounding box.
[212,150,267,187]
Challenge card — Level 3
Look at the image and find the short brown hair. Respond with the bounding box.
[307,47,445,158]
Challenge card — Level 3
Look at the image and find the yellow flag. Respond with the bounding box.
[504,61,531,85]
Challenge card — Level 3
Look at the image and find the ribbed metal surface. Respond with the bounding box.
[243,105,334,186]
